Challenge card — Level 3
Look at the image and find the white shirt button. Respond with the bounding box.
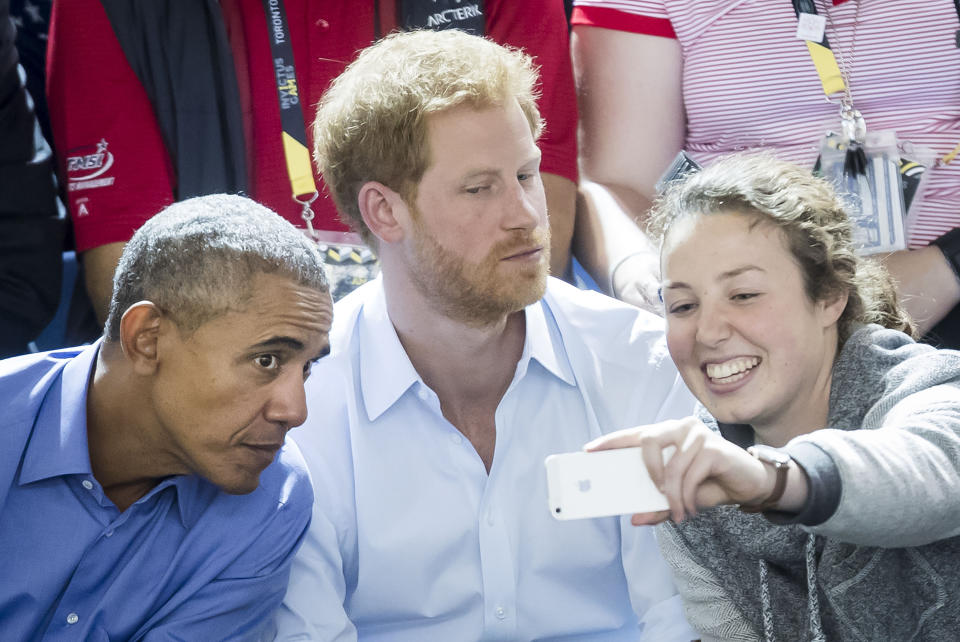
[66,613,79,625]
[417,388,429,401]
[449,433,463,445]
[495,606,506,620]
[81,480,93,490]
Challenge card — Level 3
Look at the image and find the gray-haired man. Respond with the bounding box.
[0,194,332,640]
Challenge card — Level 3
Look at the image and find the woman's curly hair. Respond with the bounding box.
[648,152,917,344]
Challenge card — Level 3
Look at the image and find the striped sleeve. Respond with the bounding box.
[571,0,676,39]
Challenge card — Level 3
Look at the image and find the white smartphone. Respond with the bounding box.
[545,446,674,520]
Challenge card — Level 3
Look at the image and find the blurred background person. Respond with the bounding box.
[570,0,960,347]
[0,0,63,358]
[590,154,960,641]
[46,0,579,325]
[10,0,51,144]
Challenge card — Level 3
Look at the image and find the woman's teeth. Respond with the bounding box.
[706,357,760,382]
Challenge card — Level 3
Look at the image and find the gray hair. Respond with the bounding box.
[105,194,328,341]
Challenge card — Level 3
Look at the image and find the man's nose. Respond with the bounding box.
[503,178,544,230]
[265,370,309,429]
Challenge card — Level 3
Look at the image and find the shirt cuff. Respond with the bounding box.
[766,441,842,527]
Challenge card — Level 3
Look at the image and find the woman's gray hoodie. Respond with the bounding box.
[659,324,960,641]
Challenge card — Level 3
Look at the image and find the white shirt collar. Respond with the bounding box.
[356,280,575,422]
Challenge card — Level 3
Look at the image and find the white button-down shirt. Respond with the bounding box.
[276,278,697,641]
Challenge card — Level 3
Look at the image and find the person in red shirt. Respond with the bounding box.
[47,0,579,324]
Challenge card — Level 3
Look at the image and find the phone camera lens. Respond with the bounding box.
[555,507,561,513]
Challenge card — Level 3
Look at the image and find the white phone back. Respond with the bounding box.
[545,447,672,520]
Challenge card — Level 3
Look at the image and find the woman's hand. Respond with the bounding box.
[585,418,778,525]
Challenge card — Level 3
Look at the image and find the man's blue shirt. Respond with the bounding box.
[0,342,313,641]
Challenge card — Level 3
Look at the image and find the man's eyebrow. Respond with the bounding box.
[248,337,306,352]
[462,168,500,181]
[461,152,543,181]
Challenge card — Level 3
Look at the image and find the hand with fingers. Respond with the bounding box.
[584,418,804,525]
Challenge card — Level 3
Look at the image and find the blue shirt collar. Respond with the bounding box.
[18,340,207,528]
[358,282,575,422]
[19,342,100,485]
[167,475,213,528]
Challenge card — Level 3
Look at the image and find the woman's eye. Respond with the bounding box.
[668,303,696,315]
[732,292,759,302]
[465,185,489,194]
[256,355,280,370]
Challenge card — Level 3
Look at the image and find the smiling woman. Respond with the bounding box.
[586,154,960,640]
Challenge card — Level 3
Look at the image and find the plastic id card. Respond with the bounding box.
[816,130,907,255]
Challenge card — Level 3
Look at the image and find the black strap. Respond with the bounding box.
[954,0,960,47]
[262,0,317,208]
[263,0,307,155]
[99,0,247,200]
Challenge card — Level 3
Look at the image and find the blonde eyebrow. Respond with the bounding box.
[461,151,542,182]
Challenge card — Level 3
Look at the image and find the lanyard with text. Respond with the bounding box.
[262,0,320,233]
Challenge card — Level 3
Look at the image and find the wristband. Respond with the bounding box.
[739,445,791,513]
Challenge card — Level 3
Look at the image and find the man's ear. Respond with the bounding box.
[118,302,164,375]
[357,181,409,245]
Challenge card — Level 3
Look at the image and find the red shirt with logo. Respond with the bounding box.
[47,0,579,252]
